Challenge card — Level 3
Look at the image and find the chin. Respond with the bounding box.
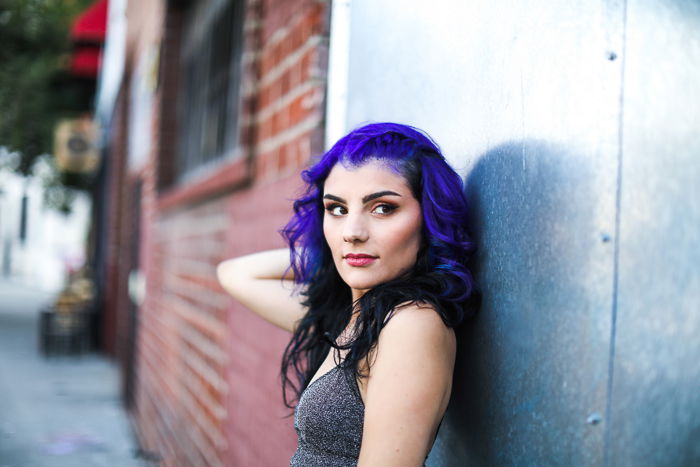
[343,278,380,291]
[340,272,391,292]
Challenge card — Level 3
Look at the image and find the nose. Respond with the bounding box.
[342,212,368,243]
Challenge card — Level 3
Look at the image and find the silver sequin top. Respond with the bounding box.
[291,365,364,466]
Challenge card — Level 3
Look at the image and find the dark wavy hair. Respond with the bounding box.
[280,122,474,407]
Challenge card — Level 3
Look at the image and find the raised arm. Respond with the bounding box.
[358,304,456,466]
[216,248,307,332]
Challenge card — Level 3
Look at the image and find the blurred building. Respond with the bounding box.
[94,0,329,465]
[0,0,107,294]
[0,156,91,292]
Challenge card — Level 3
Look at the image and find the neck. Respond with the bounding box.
[351,287,368,303]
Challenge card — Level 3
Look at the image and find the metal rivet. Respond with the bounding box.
[607,51,618,61]
[601,233,612,243]
[587,412,602,425]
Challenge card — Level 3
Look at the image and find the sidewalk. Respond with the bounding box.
[0,279,146,467]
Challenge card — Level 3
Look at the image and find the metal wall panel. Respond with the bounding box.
[335,0,699,464]
[438,140,617,466]
[607,1,700,465]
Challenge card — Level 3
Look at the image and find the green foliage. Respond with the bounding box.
[0,0,95,175]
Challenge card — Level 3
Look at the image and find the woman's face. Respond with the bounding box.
[322,159,423,301]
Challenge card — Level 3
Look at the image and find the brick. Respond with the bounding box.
[278,143,289,172]
[280,68,291,96]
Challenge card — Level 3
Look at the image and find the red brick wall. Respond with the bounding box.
[137,198,232,466]
[223,175,305,466]
[119,0,331,466]
[255,0,328,180]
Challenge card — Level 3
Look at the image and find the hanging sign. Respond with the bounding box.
[53,117,100,174]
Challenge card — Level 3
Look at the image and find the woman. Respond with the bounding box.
[217,122,474,466]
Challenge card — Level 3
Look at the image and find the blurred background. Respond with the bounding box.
[0,0,698,466]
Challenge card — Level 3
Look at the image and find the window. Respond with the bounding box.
[177,0,244,182]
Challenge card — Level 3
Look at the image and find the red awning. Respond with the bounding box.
[71,47,103,78]
[69,0,108,78]
[71,0,108,43]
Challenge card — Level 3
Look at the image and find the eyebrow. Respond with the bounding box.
[323,190,402,204]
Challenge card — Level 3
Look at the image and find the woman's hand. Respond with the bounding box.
[357,304,456,466]
[216,249,307,332]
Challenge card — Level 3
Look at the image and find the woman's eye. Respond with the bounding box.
[325,204,346,216]
[372,204,396,215]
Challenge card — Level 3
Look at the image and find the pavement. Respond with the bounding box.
[0,279,147,467]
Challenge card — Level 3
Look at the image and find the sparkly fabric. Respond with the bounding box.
[291,366,364,466]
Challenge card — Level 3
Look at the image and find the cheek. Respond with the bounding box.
[388,214,423,266]
[404,229,422,263]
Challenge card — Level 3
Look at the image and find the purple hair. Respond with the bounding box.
[280,122,474,406]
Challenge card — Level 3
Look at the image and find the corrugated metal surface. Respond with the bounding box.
[336,0,699,464]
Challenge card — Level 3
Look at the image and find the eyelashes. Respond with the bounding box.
[325,203,346,216]
[372,203,397,215]
[324,202,398,217]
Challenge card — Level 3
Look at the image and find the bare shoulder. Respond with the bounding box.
[359,302,456,464]
[380,302,456,354]
[365,301,456,387]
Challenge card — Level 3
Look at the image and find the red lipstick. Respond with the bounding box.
[344,254,377,267]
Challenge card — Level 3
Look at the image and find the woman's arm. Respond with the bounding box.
[216,248,307,332]
[358,304,456,467]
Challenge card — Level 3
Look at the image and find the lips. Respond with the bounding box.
[344,253,377,267]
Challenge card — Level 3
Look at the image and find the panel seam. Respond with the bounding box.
[603,0,628,464]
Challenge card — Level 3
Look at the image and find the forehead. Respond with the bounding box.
[323,159,412,195]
